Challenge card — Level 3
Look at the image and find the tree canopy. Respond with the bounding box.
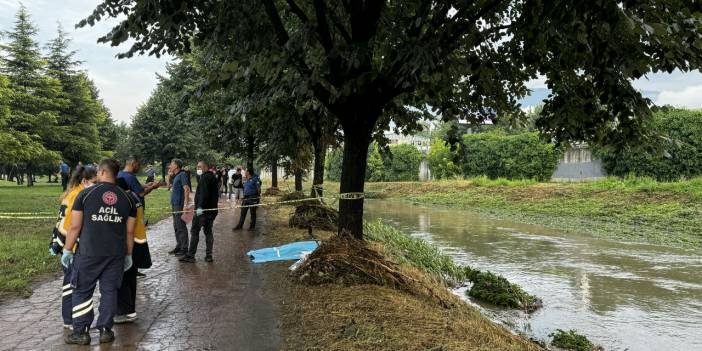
[83,0,702,237]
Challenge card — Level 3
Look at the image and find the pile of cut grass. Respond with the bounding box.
[550,329,601,351]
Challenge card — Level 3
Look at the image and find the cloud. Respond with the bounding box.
[655,85,702,109]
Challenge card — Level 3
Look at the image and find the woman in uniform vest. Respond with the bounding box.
[50,165,97,329]
[114,178,151,323]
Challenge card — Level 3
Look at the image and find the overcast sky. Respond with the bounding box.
[1,0,701,125]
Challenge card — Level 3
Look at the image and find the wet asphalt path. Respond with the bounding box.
[0,200,280,351]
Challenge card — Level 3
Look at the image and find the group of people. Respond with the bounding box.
[214,166,245,202]
[51,157,261,345]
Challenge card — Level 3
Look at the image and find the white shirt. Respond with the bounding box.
[227,169,237,184]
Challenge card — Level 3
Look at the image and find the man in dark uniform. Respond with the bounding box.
[180,160,219,263]
[233,168,261,230]
[61,158,137,345]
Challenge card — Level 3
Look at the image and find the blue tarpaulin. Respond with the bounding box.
[247,241,320,263]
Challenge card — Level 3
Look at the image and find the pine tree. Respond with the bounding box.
[1,5,63,186]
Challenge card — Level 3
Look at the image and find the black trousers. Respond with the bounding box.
[61,173,69,191]
[237,196,259,228]
[188,214,216,257]
[61,264,73,325]
[116,265,137,316]
[71,255,123,330]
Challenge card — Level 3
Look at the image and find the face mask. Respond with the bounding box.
[196,169,203,176]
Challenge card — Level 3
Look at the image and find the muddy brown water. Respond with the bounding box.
[364,199,702,351]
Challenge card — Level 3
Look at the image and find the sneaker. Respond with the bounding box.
[99,328,115,343]
[63,324,73,330]
[114,313,137,324]
[179,256,195,263]
[136,271,146,277]
[168,248,180,255]
[65,328,90,345]
[205,256,213,263]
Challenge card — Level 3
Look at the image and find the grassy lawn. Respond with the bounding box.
[0,179,173,299]
[325,176,702,249]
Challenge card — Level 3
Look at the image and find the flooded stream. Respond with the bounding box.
[364,200,702,351]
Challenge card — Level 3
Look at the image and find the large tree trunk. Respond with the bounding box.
[311,142,326,198]
[26,169,34,187]
[271,158,278,188]
[337,127,372,239]
[294,169,303,192]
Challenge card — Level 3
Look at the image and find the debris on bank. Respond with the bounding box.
[263,187,284,197]
[288,203,339,231]
[465,268,542,312]
[280,191,309,204]
[549,329,603,351]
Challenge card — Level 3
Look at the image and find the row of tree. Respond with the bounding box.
[81,0,702,239]
[0,6,120,186]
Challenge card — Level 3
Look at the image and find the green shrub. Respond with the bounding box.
[427,139,462,179]
[326,143,422,182]
[384,144,422,181]
[596,108,702,181]
[462,130,562,181]
[549,329,595,351]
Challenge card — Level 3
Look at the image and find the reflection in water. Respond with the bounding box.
[365,200,702,351]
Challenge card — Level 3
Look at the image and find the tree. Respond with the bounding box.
[427,139,461,180]
[83,1,702,238]
[1,6,65,185]
[384,144,422,182]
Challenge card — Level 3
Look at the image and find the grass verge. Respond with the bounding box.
[0,180,173,299]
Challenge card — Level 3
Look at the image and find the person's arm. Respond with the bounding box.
[126,217,135,255]
[64,211,83,251]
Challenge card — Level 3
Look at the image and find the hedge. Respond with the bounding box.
[597,109,702,181]
[325,143,422,182]
[462,131,562,181]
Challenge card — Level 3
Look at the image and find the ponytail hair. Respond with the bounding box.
[62,164,98,198]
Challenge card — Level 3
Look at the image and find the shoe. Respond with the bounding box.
[168,248,180,255]
[179,256,195,263]
[63,324,73,330]
[248,225,255,230]
[174,251,187,257]
[99,328,115,343]
[205,256,213,263]
[65,328,90,345]
[114,313,137,324]
[136,271,146,277]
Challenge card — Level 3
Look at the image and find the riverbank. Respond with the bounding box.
[322,177,702,249]
[0,181,173,298]
[263,204,541,350]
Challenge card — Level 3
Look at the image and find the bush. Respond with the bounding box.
[384,143,422,181]
[325,143,422,182]
[597,108,702,181]
[462,130,562,181]
[427,139,462,179]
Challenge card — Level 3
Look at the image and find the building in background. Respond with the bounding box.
[551,144,605,181]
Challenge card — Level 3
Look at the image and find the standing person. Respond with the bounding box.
[215,167,223,197]
[221,167,229,198]
[49,165,97,330]
[62,158,137,345]
[118,156,160,208]
[59,160,70,191]
[233,168,261,231]
[144,165,156,184]
[227,166,237,201]
[168,159,191,256]
[230,167,244,204]
[180,160,219,263]
[114,178,151,324]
